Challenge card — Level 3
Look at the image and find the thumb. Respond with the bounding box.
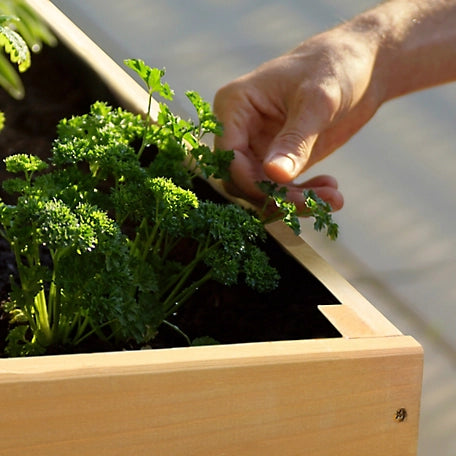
[263,79,338,183]
[263,117,318,183]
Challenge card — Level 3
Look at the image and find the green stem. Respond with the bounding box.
[56,311,111,347]
[137,89,154,159]
[46,246,74,345]
[164,269,213,319]
[161,236,180,260]
[130,218,150,256]
[161,238,215,316]
[73,315,92,344]
[150,223,165,257]
[161,260,198,312]
[66,313,93,346]
[162,320,191,345]
[159,238,206,304]
[32,288,52,345]
[22,243,53,345]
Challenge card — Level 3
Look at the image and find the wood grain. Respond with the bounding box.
[0,337,422,456]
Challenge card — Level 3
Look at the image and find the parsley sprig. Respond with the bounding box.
[258,181,339,240]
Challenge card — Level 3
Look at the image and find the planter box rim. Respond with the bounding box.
[0,335,422,382]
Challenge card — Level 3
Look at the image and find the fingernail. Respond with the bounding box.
[269,155,296,175]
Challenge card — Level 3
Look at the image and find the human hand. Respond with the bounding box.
[213,23,384,212]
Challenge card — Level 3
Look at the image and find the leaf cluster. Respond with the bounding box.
[0,1,56,100]
[258,181,339,240]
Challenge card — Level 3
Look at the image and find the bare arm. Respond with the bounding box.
[213,0,456,209]
[355,0,456,99]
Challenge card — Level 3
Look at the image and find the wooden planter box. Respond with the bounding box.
[0,1,423,455]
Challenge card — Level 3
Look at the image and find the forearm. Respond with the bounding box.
[347,0,456,102]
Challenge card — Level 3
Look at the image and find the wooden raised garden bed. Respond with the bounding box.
[0,1,423,455]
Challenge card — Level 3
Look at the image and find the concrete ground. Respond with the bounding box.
[52,1,456,454]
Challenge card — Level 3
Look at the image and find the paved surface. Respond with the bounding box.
[52,1,456,454]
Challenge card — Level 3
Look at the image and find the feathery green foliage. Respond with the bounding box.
[1,58,338,356]
[257,181,339,240]
[0,1,56,100]
[0,0,56,136]
[0,60,280,356]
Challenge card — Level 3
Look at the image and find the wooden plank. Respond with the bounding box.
[319,305,379,338]
[0,337,423,456]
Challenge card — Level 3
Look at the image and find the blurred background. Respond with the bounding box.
[51,1,456,453]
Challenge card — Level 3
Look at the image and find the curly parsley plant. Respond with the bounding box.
[0,60,282,356]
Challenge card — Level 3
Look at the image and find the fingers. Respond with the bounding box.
[214,68,345,211]
[263,112,317,182]
[294,174,339,190]
[262,119,317,184]
[224,171,344,213]
[283,174,344,212]
[213,80,256,153]
[288,184,344,212]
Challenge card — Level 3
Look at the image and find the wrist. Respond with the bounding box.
[348,0,456,102]
[336,11,389,109]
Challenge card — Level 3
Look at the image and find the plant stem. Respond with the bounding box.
[32,288,52,345]
[137,90,153,159]
[25,244,53,345]
[164,270,213,321]
[162,320,191,345]
[161,239,215,317]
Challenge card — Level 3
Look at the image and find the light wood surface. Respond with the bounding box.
[0,337,422,456]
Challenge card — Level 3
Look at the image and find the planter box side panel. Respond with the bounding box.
[0,337,423,456]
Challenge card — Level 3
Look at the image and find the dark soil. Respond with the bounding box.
[0,43,340,356]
